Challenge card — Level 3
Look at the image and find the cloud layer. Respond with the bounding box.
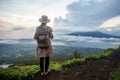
[53,35,120,48]
[100,16,120,31]
[54,0,120,30]
[12,26,25,30]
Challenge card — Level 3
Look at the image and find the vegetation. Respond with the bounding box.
[0,65,39,80]
[71,49,80,58]
[110,64,120,80]
[84,48,114,61]
[61,47,114,68]
[0,47,119,80]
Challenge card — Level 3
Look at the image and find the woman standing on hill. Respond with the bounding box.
[33,15,54,76]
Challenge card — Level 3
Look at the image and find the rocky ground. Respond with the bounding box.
[33,48,120,80]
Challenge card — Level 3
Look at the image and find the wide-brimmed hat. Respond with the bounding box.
[39,15,50,23]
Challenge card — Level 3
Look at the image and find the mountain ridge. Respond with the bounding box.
[68,31,120,38]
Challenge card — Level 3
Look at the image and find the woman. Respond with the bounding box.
[33,15,54,76]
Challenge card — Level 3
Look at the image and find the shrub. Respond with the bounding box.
[110,66,120,80]
[0,65,39,80]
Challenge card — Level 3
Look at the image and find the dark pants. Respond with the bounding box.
[40,57,50,72]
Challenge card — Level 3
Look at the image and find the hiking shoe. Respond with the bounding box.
[44,72,48,76]
[41,72,44,76]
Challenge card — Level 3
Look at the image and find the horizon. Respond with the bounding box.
[0,30,120,39]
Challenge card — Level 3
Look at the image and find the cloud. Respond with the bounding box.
[0,0,77,39]
[0,13,37,28]
[0,24,35,39]
[100,16,120,31]
[12,26,25,30]
[0,20,14,31]
[0,29,34,39]
[0,39,19,44]
[53,35,120,48]
[55,35,120,43]
[54,0,120,27]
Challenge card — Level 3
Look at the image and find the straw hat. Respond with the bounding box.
[39,15,50,23]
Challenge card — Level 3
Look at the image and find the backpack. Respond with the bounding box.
[36,26,50,48]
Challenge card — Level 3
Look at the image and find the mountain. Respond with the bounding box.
[68,31,120,38]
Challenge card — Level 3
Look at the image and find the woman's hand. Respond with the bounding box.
[49,32,54,39]
[33,33,38,41]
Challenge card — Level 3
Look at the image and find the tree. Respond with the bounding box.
[72,49,80,58]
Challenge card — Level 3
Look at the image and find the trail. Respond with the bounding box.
[34,48,120,80]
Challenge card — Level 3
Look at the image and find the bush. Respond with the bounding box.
[0,65,39,80]
[110,66,120,80]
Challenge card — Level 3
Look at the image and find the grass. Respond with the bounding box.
[0,65,39,80]
[50,62,63,71]
[61,48,114,68]
[110,64,120,80]
[84,48,114,60]
[0,47,118,80]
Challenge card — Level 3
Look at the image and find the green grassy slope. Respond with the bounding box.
[0,47,119,80]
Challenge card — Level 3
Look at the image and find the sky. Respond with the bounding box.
[54,0,120,34]
[0,0,76,38]
[0,0,120,39]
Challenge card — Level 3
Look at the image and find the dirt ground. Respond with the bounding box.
[33,48,120,80]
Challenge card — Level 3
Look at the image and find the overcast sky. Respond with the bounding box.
[54,0,120,32]
[0,0,120,39]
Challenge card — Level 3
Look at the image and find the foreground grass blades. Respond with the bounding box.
[0,65,39,80]
[110,65,120,80]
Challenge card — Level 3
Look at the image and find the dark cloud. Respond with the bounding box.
[54,0,120,27]
[12,26,25,30]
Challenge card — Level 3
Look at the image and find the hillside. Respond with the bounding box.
[34,47,120,80]
[0,43,103,64]
[0,47,120,80]
[68,31,120,38]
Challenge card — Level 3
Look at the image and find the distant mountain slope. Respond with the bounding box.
[68,31,120,38]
